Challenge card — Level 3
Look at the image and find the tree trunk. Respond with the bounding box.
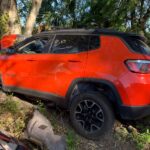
[0,0,10,12]
[25,0,43,36]
[0,0,21,34]
[8,0,21,34]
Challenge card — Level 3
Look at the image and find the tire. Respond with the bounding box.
[70,92,115,140]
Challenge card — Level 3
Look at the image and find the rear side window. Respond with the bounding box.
[89,36,100,50]
[50,35,89,54]
[124,37,150,55]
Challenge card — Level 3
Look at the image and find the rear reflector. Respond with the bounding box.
[125,60,150,73]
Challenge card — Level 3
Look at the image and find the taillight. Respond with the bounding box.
[125,60,150,73]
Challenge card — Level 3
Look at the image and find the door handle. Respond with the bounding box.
[68,60,81,62]
[27,59,35,61]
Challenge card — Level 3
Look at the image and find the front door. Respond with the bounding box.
[2,35,52,93]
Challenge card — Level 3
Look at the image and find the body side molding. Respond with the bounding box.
[3,86,66,106]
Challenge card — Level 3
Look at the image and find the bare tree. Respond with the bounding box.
[25,0,43,36]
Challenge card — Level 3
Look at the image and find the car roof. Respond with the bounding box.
[33,28,145,40]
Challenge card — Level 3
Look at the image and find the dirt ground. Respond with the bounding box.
[0,91,149,150]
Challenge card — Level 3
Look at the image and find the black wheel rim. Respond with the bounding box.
[75,99,104,133]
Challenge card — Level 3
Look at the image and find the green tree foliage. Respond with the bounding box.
[17,0,32,25]
[1,0,150,41]
[35,0,150,32]
[37,0,79,28]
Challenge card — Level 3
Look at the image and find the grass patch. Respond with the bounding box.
[131,121,150,150]
[115,118,150,150]
[0,94,31,137]
[37,100,48,116]
[48,111,58,128]
[133,132,150,150]
[66,129,77,150]
[0,94,19,115]
[133,117,150,150]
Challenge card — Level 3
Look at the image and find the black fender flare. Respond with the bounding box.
[66,78,122,106]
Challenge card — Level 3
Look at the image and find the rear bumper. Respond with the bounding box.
[119,105,150,120]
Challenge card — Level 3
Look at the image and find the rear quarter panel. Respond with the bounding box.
[85,35,149,106]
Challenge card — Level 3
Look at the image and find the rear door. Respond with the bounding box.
[41,34,89,97]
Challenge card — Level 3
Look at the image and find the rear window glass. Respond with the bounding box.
[124,37,150,55]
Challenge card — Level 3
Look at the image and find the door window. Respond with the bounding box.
[50,35,89,54]
[18,37,50,54]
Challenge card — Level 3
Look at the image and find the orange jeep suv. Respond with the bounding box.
[0,29,150,139]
